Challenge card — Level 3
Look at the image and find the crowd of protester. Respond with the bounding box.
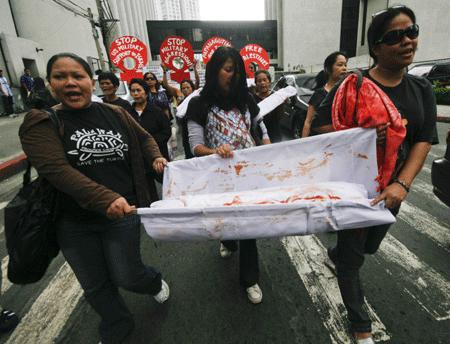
[0,5,438,344]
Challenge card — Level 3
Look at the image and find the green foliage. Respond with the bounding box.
[434,82,450,105]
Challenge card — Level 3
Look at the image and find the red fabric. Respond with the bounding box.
[332,74,406,190]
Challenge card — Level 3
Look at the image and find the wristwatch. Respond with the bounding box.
[393,178,410,192]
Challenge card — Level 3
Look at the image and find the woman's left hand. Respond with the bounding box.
[153,157,168,174]
[262,138,271,145]
[370,183,407,209]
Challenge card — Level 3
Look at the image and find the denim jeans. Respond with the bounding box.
[221,239,259,288]
[57,214,162,343]
[329,206,400,333]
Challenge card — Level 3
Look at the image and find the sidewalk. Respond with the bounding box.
[437,105,450,123]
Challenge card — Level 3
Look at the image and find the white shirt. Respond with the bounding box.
[0,76,13,97]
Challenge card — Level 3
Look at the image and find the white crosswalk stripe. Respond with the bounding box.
[376,233,450,321]
[282,235,390,344]
[5,263,83,344]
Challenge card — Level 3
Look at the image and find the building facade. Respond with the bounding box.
[0,0,106,111]
[107,0,200,61]
[268,0,450,71]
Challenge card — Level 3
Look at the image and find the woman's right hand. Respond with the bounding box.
[215,144,234,158]
[106,197,136,219]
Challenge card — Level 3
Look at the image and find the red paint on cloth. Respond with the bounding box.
[332,74,406,190]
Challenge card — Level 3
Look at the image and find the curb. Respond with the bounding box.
[437,115,450,123]
[0,154,27,182]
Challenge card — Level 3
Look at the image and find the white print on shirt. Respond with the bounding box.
[68,128,128,163]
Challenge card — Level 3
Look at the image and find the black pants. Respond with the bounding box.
[329,206,400,333]
[221,239,259,288]
[1,95,13,115]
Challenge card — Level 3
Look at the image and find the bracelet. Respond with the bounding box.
[393,178,410,192]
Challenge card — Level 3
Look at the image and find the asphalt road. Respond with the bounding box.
[0,123,448,344]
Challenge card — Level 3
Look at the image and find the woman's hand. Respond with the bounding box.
[161,63,168,72]
[106,197,136,219]
[153,157,168,174]
[215,144,234,158]
[370,183,407,209]
[376,122,390,145]
[262,138,271,145]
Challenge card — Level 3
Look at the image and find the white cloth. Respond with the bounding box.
[0,77,13,97]
[138,128,395,241]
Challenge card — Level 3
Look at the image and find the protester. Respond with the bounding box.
[252,70,283,143]
[161,59,200,105]
[313,6,438,343]
[161,62,200,159]
[186,46,270,304]
[143,71,171,119]
[0,69,15,117]
[302,51,348,137]
[19,53,170,344]
[98,72,133,114]
[20,68,34,109]
[29,77,58,110]
[129,77,171,189]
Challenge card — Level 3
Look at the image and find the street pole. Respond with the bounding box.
[88,7,106,71]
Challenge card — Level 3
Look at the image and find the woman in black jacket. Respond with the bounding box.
[129,78,171,161]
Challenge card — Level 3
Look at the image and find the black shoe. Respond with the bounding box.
[0,309,19,333]
[324,247,337,276]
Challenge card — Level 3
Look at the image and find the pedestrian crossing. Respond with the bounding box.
[0,141,448,343]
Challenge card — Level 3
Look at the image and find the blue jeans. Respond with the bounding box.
[57,214,162,343]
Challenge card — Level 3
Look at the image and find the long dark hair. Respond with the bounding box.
[315,51,348,89]
[200,46,249,113]
[367,5,416,65]
[46,53,93,80]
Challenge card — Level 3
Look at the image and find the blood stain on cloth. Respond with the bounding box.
[297,152,334,176]
[223,195,242,206]
[234,161,249,176]
[356,153,369,159]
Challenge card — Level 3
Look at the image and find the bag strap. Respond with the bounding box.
[22,108,62,187]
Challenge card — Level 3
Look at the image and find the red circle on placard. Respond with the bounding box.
[240,44,270,78]
[160,36,194,71]
[202,36,232,64]
[109,35,148,72]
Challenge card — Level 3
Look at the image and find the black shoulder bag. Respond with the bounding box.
[4,109,61,284]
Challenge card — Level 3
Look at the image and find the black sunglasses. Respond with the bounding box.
[145,77,156,81]
[375,24,419,45]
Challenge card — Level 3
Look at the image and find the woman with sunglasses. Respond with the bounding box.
[143,72,171,119]
[313,6,438,343]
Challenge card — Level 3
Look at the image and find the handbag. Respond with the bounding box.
[4,109,61,284]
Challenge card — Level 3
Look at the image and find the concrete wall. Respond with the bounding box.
[281,0,342,71]
[280,0,450,71]
[9,0,107,73]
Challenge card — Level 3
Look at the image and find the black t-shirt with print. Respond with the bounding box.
[314,71,439,160]
[58,102,135,222]
[102,97,134,115]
